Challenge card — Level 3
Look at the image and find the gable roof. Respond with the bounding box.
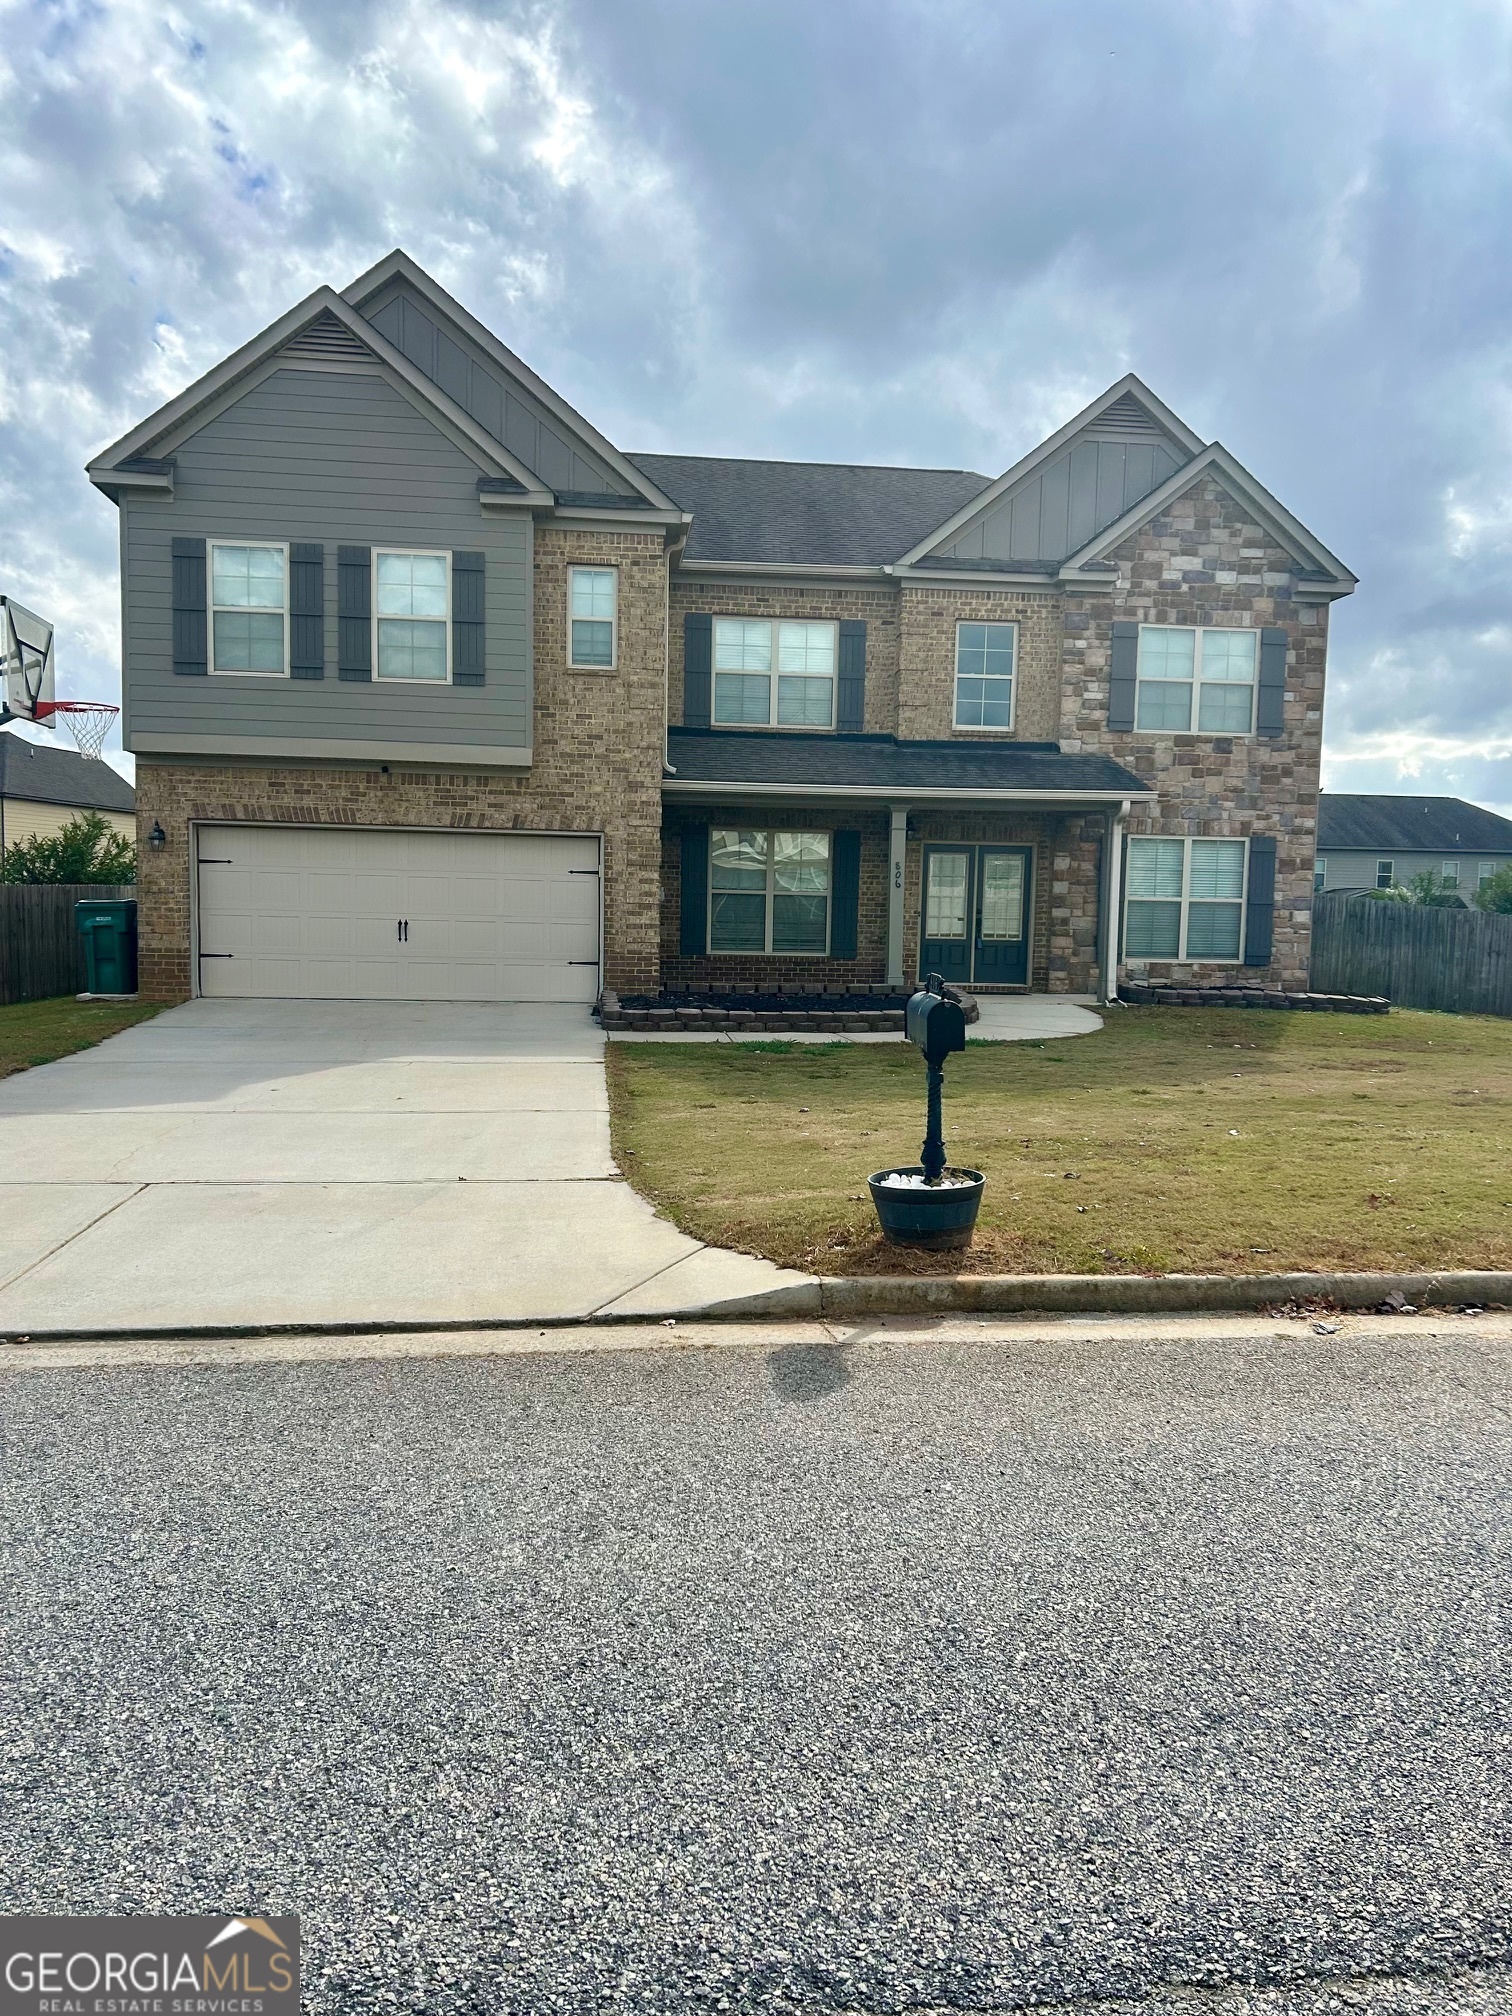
[1318,794,1512,854]
[1058,441,1357,595]
[87,285,552,503]
[0,733,135,813]
[629,455,991,567]
[896,374,1205,569]
[344,251,678,513]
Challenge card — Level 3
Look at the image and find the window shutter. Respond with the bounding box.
[289,543,324,680]
[836,621,866,733]
[679,822,709,955]
[452,551,485,686]
[1244,834,1277,967]
[337,546,372,681]
[171,537,207,676]
[830,829,861,959]
[683,612,712,728]
[1257,627,1287,737]
[1107,621,1138,731]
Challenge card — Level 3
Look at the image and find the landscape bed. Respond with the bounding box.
[606,1006,1512,1277]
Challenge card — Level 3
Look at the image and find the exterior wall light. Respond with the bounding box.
[148,821,166,850]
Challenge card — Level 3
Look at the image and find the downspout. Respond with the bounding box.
[1099,799,1129,1005]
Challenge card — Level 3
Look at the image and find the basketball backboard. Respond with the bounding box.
[0,597,56,726]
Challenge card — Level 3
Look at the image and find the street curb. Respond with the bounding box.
[3,1272,1507,1349]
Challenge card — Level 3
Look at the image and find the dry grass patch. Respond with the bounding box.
[0,994,162,1080]
[606,1007,1512,1276]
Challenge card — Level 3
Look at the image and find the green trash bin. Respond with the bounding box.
[77,899,138,996]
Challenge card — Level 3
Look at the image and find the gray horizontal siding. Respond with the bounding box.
[1319,848,1512,893]
[123,368,531,755]
[940,435,1184,564]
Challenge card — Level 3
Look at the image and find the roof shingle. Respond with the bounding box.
[0,733,135,814]
[666,728,1150,797]
[1318,794,1512,854]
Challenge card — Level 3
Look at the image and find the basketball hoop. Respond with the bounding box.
[35,700,119,761]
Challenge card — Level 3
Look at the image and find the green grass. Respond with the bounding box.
[0,994,162,1079]
[606,1007,1512,1277]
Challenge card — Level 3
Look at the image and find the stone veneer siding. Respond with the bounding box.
[667,579,900,734]
[897,584,1063,742]
[134,525,668,1003]
[660,803,891,993]
[1059,475,1328,991]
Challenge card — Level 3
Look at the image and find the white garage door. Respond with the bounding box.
[195,825,602,1002]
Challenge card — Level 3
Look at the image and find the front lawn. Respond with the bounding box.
[0,994,161,1080]
[606,1007,1512,1276]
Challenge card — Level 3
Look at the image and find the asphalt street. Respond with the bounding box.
[3,1324,1510,2013]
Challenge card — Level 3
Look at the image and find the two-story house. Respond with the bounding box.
[87,251,1356,1008]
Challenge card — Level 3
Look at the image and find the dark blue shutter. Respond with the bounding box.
[171,537,207,676]
[683,612,712,728]
[452,551,485,686]
[1108,621,1138,731]
[289,543,324,679]
[830,830,861,959]
[337,547,371,681]
[1257,627,1287,737]
[836,621,866,733]
[680,822,709,955]
[1244,834,1277,967]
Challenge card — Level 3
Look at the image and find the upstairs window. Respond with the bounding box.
[376,551,449,682]
[1440,859,1461,889]
[210,543,287,676]
[709,828,830,953]
[1376,859,1394,889]
[954,622,1016,730]
[712,619,836,728]
[1136,626,1257,734]
[569,567,617,668]
[1125,837,1247,961]
[1480,861,1498,888]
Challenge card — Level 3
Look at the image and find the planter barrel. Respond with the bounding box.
[868,1167,985,1250]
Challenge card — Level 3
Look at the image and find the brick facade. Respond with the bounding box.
[134,525,668,1003]
[1060,475,1327,990]
[896,585,1063,742]
[668,578,900,735]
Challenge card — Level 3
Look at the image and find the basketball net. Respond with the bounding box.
[35,700,119,761]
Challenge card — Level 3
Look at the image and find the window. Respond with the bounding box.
[210,543,287,675]
[1135,626,1257,734]
[712,619,836,728]
[1441,859,1461,889]
[954,622,1016,730]
[569,567,617,668]
[1376,859,1394,889]
[1480,862,1498,889]
[1314,857,1327,893]
[1125,837,1247,962]
[375,551,449,682]
[709,829,830,953]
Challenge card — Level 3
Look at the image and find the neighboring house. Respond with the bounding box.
[0,731,135,855]
[87,250,1356,1007]
[1316,794,1512,899]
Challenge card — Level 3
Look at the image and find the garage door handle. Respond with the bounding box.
[397,920,409,942]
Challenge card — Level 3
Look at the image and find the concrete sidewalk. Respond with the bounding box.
[0,1000,808,1334]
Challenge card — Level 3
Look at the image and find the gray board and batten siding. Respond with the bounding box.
[122,367,533,766]
[361,279,634,499]
[931,397,1185,566]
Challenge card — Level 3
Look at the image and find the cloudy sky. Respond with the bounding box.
[2,0,1510,806]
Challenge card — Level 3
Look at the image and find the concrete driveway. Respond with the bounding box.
[0,1000,804,1334]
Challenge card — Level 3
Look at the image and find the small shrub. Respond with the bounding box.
[1474,864,1512,914]
[0,810,136,884]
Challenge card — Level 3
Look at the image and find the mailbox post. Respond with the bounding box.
[868,973,985,1249]
[904,973,967,1181]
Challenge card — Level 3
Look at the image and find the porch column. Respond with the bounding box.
[1098,800,1129,1005]
[886,803,910,988]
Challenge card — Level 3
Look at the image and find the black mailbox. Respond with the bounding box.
[905,975,967,1066]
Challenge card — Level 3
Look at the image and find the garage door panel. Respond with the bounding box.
[196,826,602,1002]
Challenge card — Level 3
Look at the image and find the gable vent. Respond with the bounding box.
[1085,391,1169,442]
[279,311,375,364]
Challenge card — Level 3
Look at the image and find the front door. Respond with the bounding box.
[919,844,1032,988]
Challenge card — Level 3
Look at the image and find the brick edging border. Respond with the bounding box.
[1119,984,1389,1012]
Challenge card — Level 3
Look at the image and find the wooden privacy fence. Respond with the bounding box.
[1310,891,1512,1017]
[0,885,134,1006]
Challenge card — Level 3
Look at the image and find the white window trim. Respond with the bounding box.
[568,564,618,671]
[952,620,1018,734]
[1124,834,1251,965]
[707,827,833,957]
[372,548,452,685]
[711,617,839,732]
[1440,859,1461,887]
[1480,861,1498,887]
[1136,624,1259,738]
[1314,856,1327,892]
[209,539,290,678]
[1376,859,1394,889]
